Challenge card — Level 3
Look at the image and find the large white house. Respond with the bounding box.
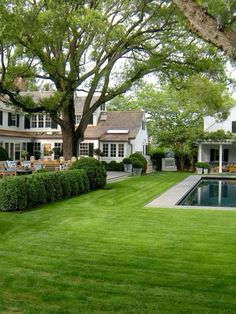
[0,92,148,162]
[198,107,236,172]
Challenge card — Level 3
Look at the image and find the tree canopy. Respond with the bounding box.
[108,76,234,170]
[0,0,231,158]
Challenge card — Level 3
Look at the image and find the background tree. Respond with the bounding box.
[109,76,233,170]
[0,0,228,159]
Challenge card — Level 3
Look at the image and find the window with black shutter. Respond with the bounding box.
[24,115,31,129]
[88,114,93,125]
[0,111,2,125]
[89,143,94,156]
[8,112,12,126]
[17,114,20,127]
[223,149,229,162]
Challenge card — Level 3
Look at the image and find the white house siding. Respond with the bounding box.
[131,124,148,156]
[204,107,236,133]
[201,144,236,163]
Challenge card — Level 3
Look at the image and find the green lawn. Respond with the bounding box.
[0,172,236,314]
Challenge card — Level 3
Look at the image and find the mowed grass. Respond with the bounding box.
[0,172,236,314]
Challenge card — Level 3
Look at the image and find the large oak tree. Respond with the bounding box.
[0,0,227,159]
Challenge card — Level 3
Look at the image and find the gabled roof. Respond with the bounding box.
[85,111,145,141]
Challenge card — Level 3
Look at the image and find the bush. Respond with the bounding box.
[102,160,124,171]
[0,176,27,211]
[129,153,147,173]
[70,157,106,189]
[0,169,90,212]
[123,157,132,164]
[0,147,9,161]
[132,159,143,169]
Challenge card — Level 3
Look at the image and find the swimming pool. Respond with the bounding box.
[178,178,236,207]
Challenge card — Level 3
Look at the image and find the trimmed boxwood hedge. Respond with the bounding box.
[70,157,106,189]
[102,160,124,171]
[0,169,90,212]
[129,153,147,173]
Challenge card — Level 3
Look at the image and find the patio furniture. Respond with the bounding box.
[0,161,17,177]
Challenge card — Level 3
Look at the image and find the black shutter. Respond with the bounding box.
[51,119,58,129]
[8,113,12,126]
[0,111,2,125]
[89,143,94,157]
[232,121,236,133]
[26,143,34,158]
[210,149,215,162]
[17,114,20,127]
[24,115,31,129]
[223,149,229,162]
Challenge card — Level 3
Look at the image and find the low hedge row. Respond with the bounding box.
[0,169,90,212]
[102,160,124,171]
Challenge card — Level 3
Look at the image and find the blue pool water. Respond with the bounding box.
[178,178,236,207]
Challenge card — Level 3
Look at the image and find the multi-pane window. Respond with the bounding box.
[31,114,37,128]
[110,144,117,157]
[8,113,19,127]
[38,114,44,128]
[79,143,89,156]
[118,144,124,157]
[102,144,109,157]
[75,115,81,124]
[34,142,41,152]
[15,143,21,160]
[31,114,52,128]
[45,115,51,128]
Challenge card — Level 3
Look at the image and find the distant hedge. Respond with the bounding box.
[70,157,106,189]
[102,160,124,171]
[0,169,90,212]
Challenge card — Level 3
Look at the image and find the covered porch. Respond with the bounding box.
[197,140,236,173]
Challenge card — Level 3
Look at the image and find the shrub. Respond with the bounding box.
[195,162,209,169]
[103,160,124,171]
[0,176,27,211]
[0,169,90,212]
[0,147,9,161]
[129,153,147,173]
[123,157,132,164]
[132,159,143,169]
[70,157,106,189]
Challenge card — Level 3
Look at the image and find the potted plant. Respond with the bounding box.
[195,162,208,174]
[202,162,209,174]
[123,157,133,173]
[94,148,104,161]
[132,159,143,176]
[21,150,29,161]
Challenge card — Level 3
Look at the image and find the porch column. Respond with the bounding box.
[198,143,202,162]
[219,144,223,173]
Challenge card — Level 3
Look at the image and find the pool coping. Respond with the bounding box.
[145,174,236,211]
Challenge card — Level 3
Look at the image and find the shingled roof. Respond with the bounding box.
[85,111,144,141]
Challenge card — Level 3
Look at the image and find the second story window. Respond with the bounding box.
[8,113,19,127]
[75,115,81,124]
[100,104,106,111]
[31,114,52,128]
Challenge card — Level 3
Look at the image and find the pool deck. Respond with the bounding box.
[145,174,236,210]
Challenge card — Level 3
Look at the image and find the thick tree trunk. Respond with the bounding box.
[60,94,82,160]
[173,0,236,59]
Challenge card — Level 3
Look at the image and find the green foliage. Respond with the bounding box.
[102,160,124,171]
[129,153,147,173]
[0,169,90,212]
[195,162,209,169]
[123,158,132,164]
[70,157,107,189]
[0,147,9,161]
[149,147,166,171]
[0,176,27,211]
[132,159,143,169]
[201,130,233,141]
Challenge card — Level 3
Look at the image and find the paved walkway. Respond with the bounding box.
[107,171,131,182]
[145,175,201,208]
